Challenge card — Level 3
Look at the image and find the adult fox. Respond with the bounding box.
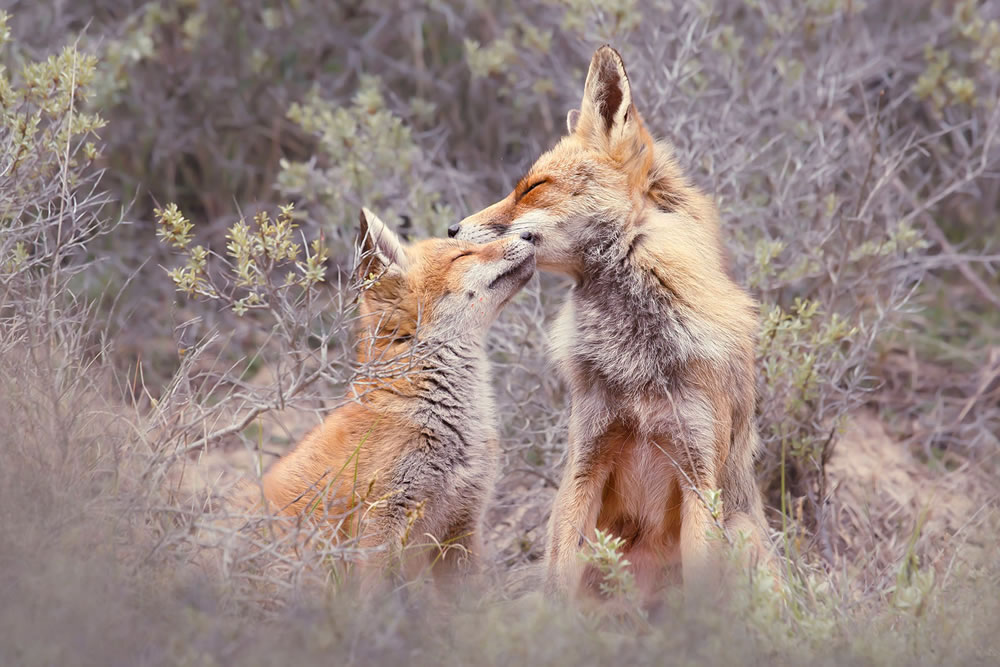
[259,208,536,584]
[451,46,770,600]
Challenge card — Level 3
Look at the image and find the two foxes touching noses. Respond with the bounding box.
[255,45,772,603]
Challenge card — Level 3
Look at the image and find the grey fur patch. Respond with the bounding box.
[380,336,499,545]
[559,222,700,398]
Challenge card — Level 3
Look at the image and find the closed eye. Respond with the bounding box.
[518,179,548,199]
[450,251,474,263]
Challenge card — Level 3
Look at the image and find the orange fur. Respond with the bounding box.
[258,209,535,588]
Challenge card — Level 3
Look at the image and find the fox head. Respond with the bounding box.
[452,45,693,279]
[356,208,535,359]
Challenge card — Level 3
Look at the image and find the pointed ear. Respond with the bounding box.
[575,46,639,150]
[358,207,409,280]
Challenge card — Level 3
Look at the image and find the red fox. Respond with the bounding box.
[258,208,536,584]
[451,46,771,601]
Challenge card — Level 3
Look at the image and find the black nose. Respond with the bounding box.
[520,231,535,243]
[447,223,461,238]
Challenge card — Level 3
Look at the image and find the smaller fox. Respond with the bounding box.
[258,208,536,584]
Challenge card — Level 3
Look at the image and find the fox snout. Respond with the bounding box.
[450,223,534,246]
[498,231,536,263]
[482,233,536,293]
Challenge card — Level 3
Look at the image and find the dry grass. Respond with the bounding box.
[1,369,997,665]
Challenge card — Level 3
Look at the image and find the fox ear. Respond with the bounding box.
[358,207,409,281]
[566,108,580,134]
[576,46,639,149]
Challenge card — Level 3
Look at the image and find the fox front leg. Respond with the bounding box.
[660,390,728,597]
[545,452,613,597]
[544,397,615,598]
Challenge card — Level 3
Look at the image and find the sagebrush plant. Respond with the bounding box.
[156,202,329,316]
[577,529,641,605]
[0,11,108,347]
[0,11,118,478]
[68,0,516,220]
[277,77,455,256]
[147,199,354,483]
[915,0,1000,111]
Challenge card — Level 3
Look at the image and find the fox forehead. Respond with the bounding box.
[360,240,471,333]
[522,135,609,185]
[408,238,503,272]
[401,238,506,296]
